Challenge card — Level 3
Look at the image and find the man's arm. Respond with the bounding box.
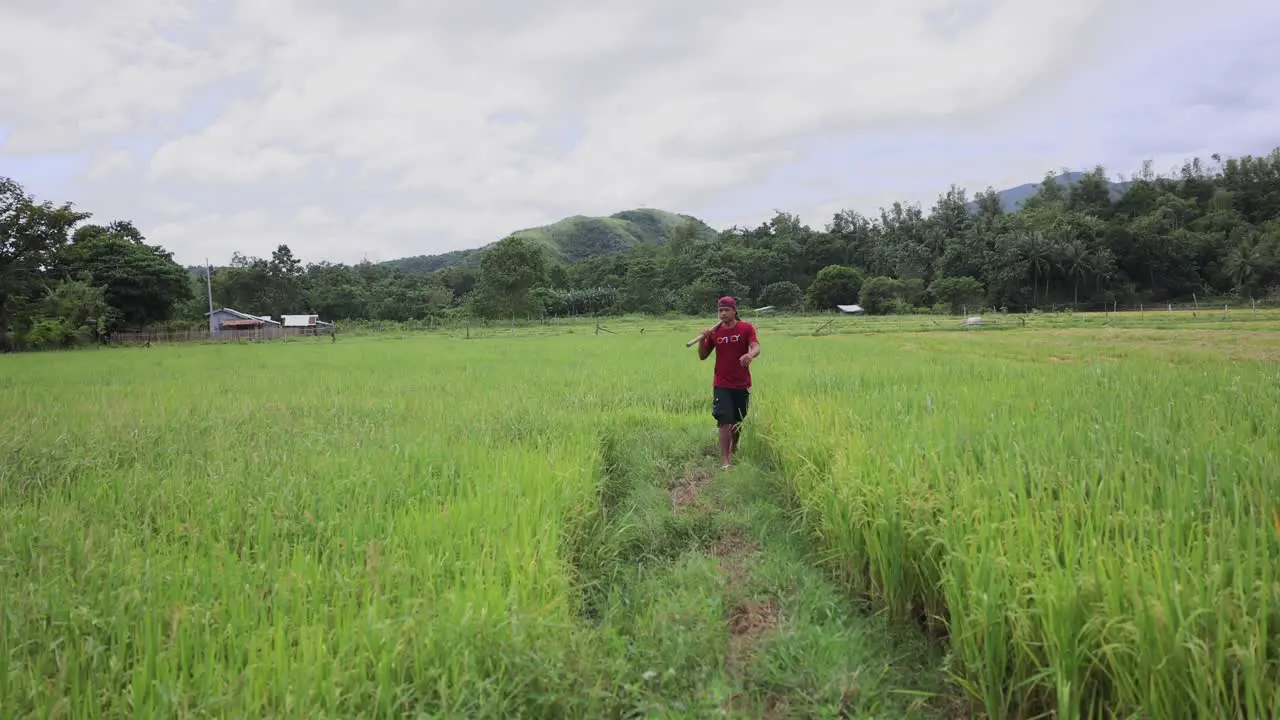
[698,333,714,360]
[741,324,761,364]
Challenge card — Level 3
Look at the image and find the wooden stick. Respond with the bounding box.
[686,321,721,347]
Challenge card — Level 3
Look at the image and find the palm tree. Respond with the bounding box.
[1058,238,1091,307]
[1223,229,1272,295]
[1020,231,1054,305]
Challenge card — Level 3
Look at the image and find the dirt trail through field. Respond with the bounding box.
[673,456,786,714]
[576,423,954,718]
[663,442,953,718]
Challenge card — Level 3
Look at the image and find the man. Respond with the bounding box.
[697,296,760,470]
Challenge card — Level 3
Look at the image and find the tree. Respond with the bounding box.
[929,276,985,314]
[758,281,803,310]
[22,278,118,348]
[1,177,91,348]
[267,244,305,316]
[804,265,863,310]
[61,223,192,329]
[622,251,664,313]
[859,276,903,315]
[473,235,550,318]
[681,268,750,315]
[305,262,370,320]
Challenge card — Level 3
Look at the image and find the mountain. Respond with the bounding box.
[381,171,1135,275]
[977,171,1134,212]
[384,208,719,274]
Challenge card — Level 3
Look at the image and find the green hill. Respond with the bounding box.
[381,172,1137,276]
[385,208,719,273]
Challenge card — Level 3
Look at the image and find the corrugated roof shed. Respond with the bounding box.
[207,308,281,324]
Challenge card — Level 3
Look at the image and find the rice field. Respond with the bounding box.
[757,322,1280,717]
[2,311,1278,718]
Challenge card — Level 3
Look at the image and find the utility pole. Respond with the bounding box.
[205,258,214,313]
[205,258,215,337]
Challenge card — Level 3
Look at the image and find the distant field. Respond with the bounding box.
[328,304,1280,341]
[2,313,1278,717]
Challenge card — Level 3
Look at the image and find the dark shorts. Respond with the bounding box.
[712,386,750,425]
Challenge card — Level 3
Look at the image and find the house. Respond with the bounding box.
[206,308,280,335]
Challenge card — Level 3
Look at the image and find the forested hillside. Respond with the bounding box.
[972,171,1134,212]
[3,149,1279,349]
[384,208,720,273]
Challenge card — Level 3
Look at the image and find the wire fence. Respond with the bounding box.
[107,325,336,345]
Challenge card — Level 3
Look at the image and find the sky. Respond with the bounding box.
[1,0,1278,268]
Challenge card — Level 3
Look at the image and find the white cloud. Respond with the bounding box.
[84,150,136,181]
[0,1,254,153]
[1,0,1277,266]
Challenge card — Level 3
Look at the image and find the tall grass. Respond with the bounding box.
[0,336,708,716]
[4,318,1278,717]
[758,328,1280,717]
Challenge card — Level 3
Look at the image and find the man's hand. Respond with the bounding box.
[739,353,753,367]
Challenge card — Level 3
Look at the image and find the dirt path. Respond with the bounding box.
[672,459,779,714]
[654,439,953,718]
[565,420,956,716]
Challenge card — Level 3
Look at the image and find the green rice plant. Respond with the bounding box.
[757,326,1280,718]
[2,315,1277,717]
[0,337,627,716]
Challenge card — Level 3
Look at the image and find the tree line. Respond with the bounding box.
[3,148,1279,349]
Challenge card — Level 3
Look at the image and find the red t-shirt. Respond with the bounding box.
[704,321,759,389]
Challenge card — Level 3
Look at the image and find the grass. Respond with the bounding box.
[2,312,1278,717]
[325,302,1280,342]
[754,320,1280,718]
[2,340,611,716]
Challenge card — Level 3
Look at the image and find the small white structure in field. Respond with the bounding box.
[836,304,864,314]
[281,313,335,335]
[964,316,984,327]
[282,314,318,327]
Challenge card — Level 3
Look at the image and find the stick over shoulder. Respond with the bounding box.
[686,321,722,347]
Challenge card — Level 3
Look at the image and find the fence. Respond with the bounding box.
[72,298,1280,349]
[109,325,335,345]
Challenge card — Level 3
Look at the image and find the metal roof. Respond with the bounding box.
[207,307,281,324]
